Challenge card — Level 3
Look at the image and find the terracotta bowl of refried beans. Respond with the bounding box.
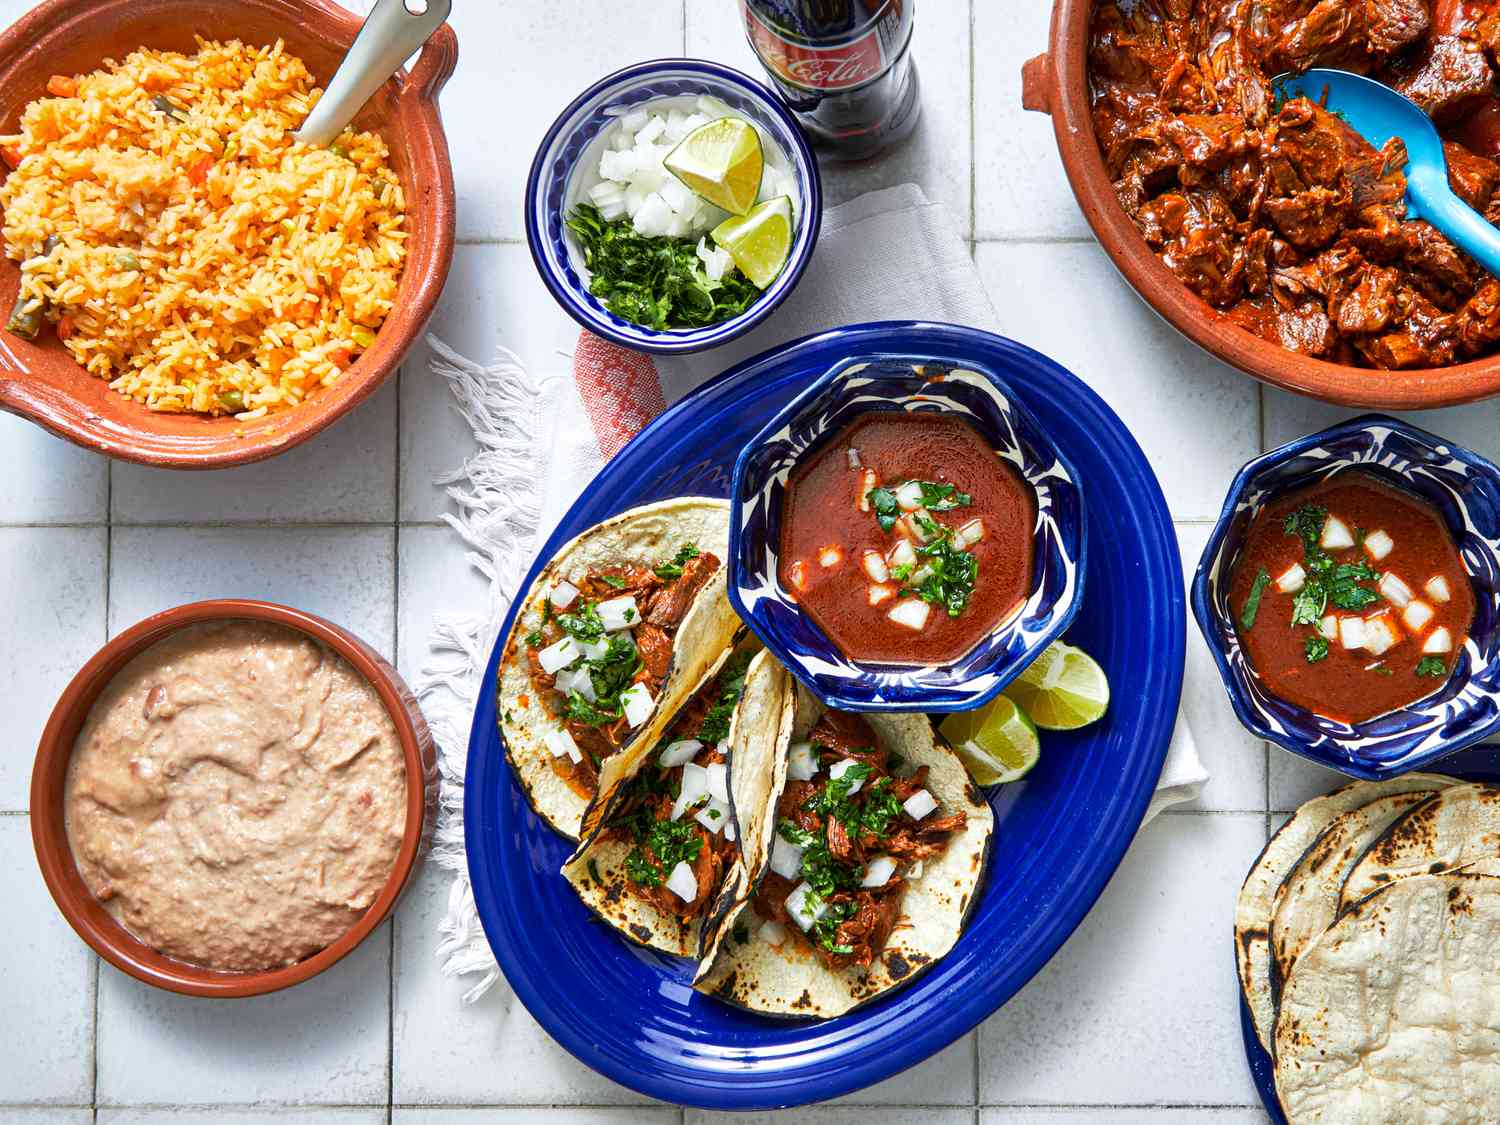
[30,600,436,997]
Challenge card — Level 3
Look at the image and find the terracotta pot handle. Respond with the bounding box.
[1021,53,1052,114]
[403,22,458,105]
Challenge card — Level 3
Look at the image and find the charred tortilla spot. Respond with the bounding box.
[629,923,653,943]
[886,951,912,980]
[1430,861,1448,873]
[792,990,813,1011]
[714,971,738,998]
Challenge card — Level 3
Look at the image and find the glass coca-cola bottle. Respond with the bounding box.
[740,0,919,161]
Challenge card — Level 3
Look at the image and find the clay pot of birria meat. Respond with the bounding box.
[0,0,456,467]
[1022,0,1500,410]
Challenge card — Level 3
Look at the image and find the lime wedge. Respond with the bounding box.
[939,696,1041,786]
[664,117,764,217]
[1003,641,1110,730]
[711,196,793,290]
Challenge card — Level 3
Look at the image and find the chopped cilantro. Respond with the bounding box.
[558,601,605,643]
[1290,585,1325,627]
[624,816,703,888]
[1240,568,1270,630]
[867,487,900,532]
[525,629,543,648]
[564,203,760,330]
[599,574,627,589]
[811,898,857,955]
[890,562,914,582]
[911,532,979,617]
[914,480,973,511]
[1283,505,1328,552]
[859,777,903,838]
[1417,655,1449,678]
[696,651,754,744]
[565,690,620,727]
[587,859,602,883]
[1304,634,1329,663]
[655,543,700,581]
[778,818,862,900]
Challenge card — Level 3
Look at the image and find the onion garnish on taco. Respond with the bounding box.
[695,692,994,1019]
[561,644,795,958]
[497,498,740,841]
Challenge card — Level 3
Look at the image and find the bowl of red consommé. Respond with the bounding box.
[728,353,1085,713]
[1193,415,1500,780]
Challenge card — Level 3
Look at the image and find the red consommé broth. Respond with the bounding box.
[1228,471,1473,724]
[778,411,1035,665]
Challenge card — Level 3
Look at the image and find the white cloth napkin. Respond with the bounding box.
[420,183,1208,1000]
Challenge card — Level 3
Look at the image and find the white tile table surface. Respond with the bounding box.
[23,0,1500,1119]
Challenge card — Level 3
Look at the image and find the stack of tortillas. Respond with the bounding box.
[1236,773,1500,1122]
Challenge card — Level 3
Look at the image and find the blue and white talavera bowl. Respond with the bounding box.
[525,58,822,355]
[1193,414,1500,780]
[729,353,1087,712]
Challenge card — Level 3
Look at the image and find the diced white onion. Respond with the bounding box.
[759,919,787,947]
[695,237,733,282]
[538,636,582,675]
[858,468,878,511]
[862,550,890,583]
[888,539,917,569]
[1426,575,1452,603]
[819,546,843,568]
[1275,563,1306,594]
[549,580,579,609]
[787,560,807,592]
[785,881,826,931]
[1339,616,1366,650]
[620,682,654,728]
[1321,516,1355,550]
[1424,627,1453,654]
[1378,572,1413,608]
[706,761,729,803]
[888,598,931,631]
[597,595,640,632]
[909,563,935,586]
[1363,615,1401,656]
[1319,615,1339,641]
[770,832,804,879]
[554,666,596,703]
[658,739,702,768]
[543,727,582,763]
[902,512,936,543]
[868,583,896,606]
[830,757,866,796]
[666,860,698,903]
[636,114,666,144]
[861,854,898,888]
[953,519,986,550]
[1364,529,1394,561]
[632,191,674,237]
[724,818,736,842]
[695,797,731,835]
[903,789,939,820]
[846,448,862,470]
[1402,600,1434,632]
[579,637,613,662]
[908,860,925,880]
[787,740,817,781]
[895,481,924,511]
[621,108,649,132]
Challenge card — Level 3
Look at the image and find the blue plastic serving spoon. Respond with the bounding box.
[1274,67,1500,278]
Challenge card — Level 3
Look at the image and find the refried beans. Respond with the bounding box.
[64,620,407,971]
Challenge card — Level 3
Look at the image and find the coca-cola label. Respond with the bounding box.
[742,0,897,92]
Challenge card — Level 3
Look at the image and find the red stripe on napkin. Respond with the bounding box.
[573,331,667,460]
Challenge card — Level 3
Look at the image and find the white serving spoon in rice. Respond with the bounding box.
[297,0,452,147]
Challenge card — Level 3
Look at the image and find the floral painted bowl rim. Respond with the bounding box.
[727,350,1088,713]
[524,57,822,355]
[1191,413,1500,780]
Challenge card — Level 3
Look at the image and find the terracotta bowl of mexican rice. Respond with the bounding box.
[0,0,456,468]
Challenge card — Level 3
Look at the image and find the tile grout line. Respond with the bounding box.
[92,453,112,1113]
[388,361,402,1118]
[968,0,976,245]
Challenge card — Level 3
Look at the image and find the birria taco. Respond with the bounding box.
[497,498,740,841]
[561,643,795,957]
[694,691,994,1019]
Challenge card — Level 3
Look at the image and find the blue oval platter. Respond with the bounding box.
[1241,746,1500,1124]
[464,321,1185,1109]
